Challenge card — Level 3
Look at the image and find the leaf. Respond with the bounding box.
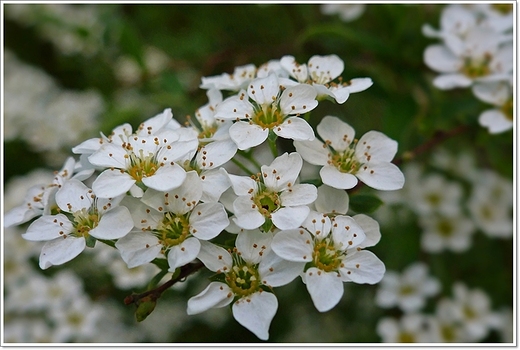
[349,194,384,214]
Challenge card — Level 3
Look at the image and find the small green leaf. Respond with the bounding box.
[135,296,157,322]
[85,235,97,248]
[349,194,384,214]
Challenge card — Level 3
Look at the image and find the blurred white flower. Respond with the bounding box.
[377,313,433,343]
[472,81,513,134]
[407,172,463,216]
[426,298,467,342]
[419,212,476,253]
[375,262,440,313]
[320,4,366,22]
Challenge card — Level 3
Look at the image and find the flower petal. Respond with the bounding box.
[339,250,385,284]
[356,162,405,191]
[273,116,315,141]
[314,185,349,215]
[317,116,355,151]
[233,196,265,230]
[163,171,203,215]
[190,203,229,240]
[214,92,254,120]
[346,78,373,93]
[259,250,305,287]
[92,169,136,198]
[423,44,461,73]
[433,74,473,90]
[198,241,233,273]
[353,214,381,248]
[187,282,233,315]
[200,168,231,202]
[55,180,93,213]
[232,291,278,341]
[248,74,280,106]
[236,229,273,265]
[89,206,133,240]
[280,183,317,207]
[196,140,237,170]
[308,54,344,83]
[271,205,310,230]
[271,229,313,262]
[279,84,318,115]
[355,130,398,163]
[262,152,302,191]
[320,165,358,189]
[229,121,269,150]
[167,237,201,271]
[115,232,162,268]
[141,163,187,192]
[331,215,366,250]
[39,236,86,269]
[293,139,329,166]
[23,214,73,241]
[88,143,128,168]
[304,267,344,312]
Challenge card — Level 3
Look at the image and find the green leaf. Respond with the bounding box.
[85,235,97,248]
[349,194,384,214]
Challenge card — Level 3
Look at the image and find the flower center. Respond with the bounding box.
[72,208,99,239]
[226,263,261,297]
[198,125,218,141]
[398,332,415,343]
[501,98,513,121]
[436,219,454,237]
[399,285,416,295]
[441,325,456,342]
[312,239,343,272]
[156,212,190,248]
[127,149,160,182]
[462,55,491,79]
[253,190,281,218]
[330,148,361,174]
[492,4,513,14]
[251,105,284,130]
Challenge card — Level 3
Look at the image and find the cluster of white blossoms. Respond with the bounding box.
[423,4,513,134]
[5,54,405,340]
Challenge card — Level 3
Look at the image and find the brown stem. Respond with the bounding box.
[124,260,205,306]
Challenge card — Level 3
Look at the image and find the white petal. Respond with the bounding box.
[115,232,162,268]
[248,74,280,106]
[196,140,237,170]
[187,282,233,315]
[92,169,136,198]
[423,44,461,73]
[262,152,302,191]
[271,229,313,262]
[227,171,257,196]
[200,168,231,202]
[89,206,133,240]
[472,82,510,106]
[39,236,86,269]
[236,229,273,265]
[331,215,366,250]
[280,184,317,207]
[293,139,329,166]
[353,214,381,248]
[356,162,405,191]
[280,55,308,82]
[190,203,229,240]
[167,237,201,271]
[304,268,344,312]
[164,171,203,215]
[214,93,254,120]
[355,131,398,163]
[136,108,174,136]
[233,196,265,230]
[272,206,310,230]
[88,143,128,168]
[301,210,331,240]
[198,241,232,273]
[279,84,318,115]
[308,54,344,83]
[433,74,473,90]
[229,121,269,150]
[479,110,513,134]
[315,185,349,214]
[23,214,72,241]
[259,250,305,287]
[273,117,315,141]
[329,86,350,104]
[320,166,358,189]
[142,163,187,192]
[232,291,278,341]
[339,250,385,284]
[346,78,373,93]
[55,180,93,213]
[317,116,355,151]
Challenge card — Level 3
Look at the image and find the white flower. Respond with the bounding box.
[214,74,318,150]
[408,172,463,216]
[294,116,404,190]
[375,262,440,313]
[423,25,512,90]
[187,230,304,340]
[227,152,317,231]
[272,211,385,312]
[426,298,468,342]
[200,63,257,91]
[467,188,512,238]
[88,109,198,198]
[280,54,372,104]
[22,179,133,269]
[419,212,476,253]
[472,81,513,134]
[377,314,432,343]
[115,171,229,271]
[320,4,366,22]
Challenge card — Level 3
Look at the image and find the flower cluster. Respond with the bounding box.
[5,54,404,340]
[423,4,513,133]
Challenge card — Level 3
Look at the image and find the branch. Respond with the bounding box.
[124,260,205,306]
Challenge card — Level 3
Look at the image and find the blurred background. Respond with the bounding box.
[3,3,514,343]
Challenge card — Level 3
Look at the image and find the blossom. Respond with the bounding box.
[426,298,469,342]
[320,4,366,22]
[200,63,257,91]
[227,152,317,231]
[214,73,318,150]
[187,230,304,340]
[88,109,198,198]
[472,81,513,134]
[272,211,385,312]
[419,212,476,253]
[377,314,433,343]
[294,116,404,190]
[375,262,440,313]
[407,172,463,216]
[115,171,229,271]
[22,179,133,269]
[280,54,372,104]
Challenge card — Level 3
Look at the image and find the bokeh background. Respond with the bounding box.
[3,3,514,343]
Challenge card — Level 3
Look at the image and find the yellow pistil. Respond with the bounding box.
[226,263,261,297]
[127,150,160,182]
[312,239,342,272]
[156,212,190,248]
[251,105,284,130]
